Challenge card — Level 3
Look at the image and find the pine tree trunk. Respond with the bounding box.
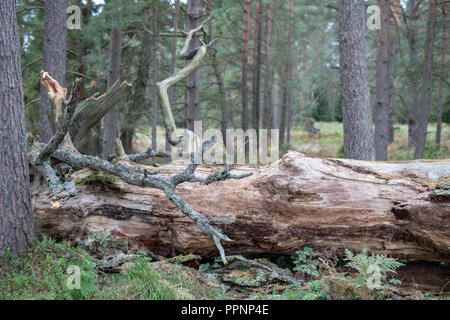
[414,0,437,159]
[435,2,446,151]
[252,0,262,136]
[241,0,251,137]
[280,0,294,146]
[39,0,67,143]
[374,0,390,161]
[151,3,159,155]
[166,0,180,159]
[102,26,122,159]
[0,0,36,256]
[387,0,400,144]
[122,20,152,154]
[185,0,201,132]
[338,0,375,160]
[206,2,228,144]
[262,0,273,130]
[406,0,420,150]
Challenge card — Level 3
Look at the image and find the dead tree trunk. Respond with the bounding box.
[34,152,450,262]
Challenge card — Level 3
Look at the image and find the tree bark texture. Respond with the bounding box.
[39,0,68,143]
[0,0,36,256]
[435,3,447,151]
[102,27,122,159]
[241,0,251,136]
[252,0,263,136]
[413,0,437,159]
[262,0,273,130]
[339,0,375,160]
[185,0,201,132]
[374,0,390,161]
[122,21,152,154]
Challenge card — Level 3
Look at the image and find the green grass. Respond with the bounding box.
[287,122,450,160]
[133,122,449,161]
[0,237,97,300]
[0,237,226,300]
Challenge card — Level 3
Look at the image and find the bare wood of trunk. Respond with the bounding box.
[262,0,274,130]
[70,80,132,149]
[435,3,447,151]
[35,152,450,262]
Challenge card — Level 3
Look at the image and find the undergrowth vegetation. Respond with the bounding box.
[0,236,447,300]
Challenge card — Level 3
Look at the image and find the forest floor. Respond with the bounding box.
[133,122,450,162]
[0,235,448,300]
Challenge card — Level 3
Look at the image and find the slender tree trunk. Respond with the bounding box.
[374,0,390,161]
[388,0,400,144]
[262,0,274,130]
[121,20,152,154]
[272,73,279,129]
[166,0,180,159]
[242,0,251,136]
[102,26,122,159]
[252,0,262,136]
[414,0,437,159]
[206,1,228,144]
[151,3,159,155]
[0,0,35,256]
[280,0,294,146]
[435,3,447,151]
[406,0,420,150]
[185,0,201,131]
[39,0,67,143]
[338,0,375,160]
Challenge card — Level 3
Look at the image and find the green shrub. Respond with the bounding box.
[292,247,320,279]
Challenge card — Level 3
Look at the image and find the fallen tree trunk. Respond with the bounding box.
[34,151,450,262]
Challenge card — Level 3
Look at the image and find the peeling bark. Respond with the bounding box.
[35,152,450,262]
